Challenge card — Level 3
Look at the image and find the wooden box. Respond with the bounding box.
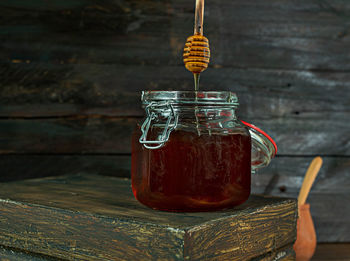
[0,174,297,260]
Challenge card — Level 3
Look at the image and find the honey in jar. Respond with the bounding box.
[131,91,276,212]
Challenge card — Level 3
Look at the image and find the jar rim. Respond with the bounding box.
[141,91,239,106]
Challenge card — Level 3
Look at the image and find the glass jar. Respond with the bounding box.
[131,91,276,212]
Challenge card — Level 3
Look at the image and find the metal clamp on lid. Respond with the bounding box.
[139,102,179,149]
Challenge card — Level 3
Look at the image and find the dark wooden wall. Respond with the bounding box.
[1,0,349,242]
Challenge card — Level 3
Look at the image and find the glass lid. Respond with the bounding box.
[141,91,239,106]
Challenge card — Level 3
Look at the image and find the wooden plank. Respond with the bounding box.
[0,155,349,242]
[252,244,295,261]
[0,243,295,261]
[312,243,350,261]
[0,117,136,154]
[1,1,350,70]
[0,201,186,260]
[3,33,350,71]
[1,63,349,118]
[255,156,350,243]
[184,211,295,260]
[254,157,350,195]
[0,174,295,229]
[0,246,56,261]
[0,174,297,260]
[2,0,349,19]
[0,243,300,261]
[0,155,131,182]
[2,0,349,37]
[0,115,349,155]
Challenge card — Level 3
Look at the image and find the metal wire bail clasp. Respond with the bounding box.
[139,102,178,149]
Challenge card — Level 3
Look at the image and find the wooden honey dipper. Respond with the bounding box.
[183,0,210,91]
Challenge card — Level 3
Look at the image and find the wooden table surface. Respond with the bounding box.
[0,174,297,261]
[312,244,350,261]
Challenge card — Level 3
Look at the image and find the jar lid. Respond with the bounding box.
[141,91,239,107]
[241,121,277,171]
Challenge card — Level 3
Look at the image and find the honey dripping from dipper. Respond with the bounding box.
[183,0,210,91]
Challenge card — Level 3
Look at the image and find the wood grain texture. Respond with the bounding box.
[0,246,58,261]
[252,244,295,261]
[255,156,350,243]
[1,63,349,156]
[0,244,297,261]
[0,174,296,230]
[0,117,136,154]
[0,155,131,182]
[184,205,296,260]
[0,200,185,260]
[0,0,349,153]
[1,63,349,118]
[0,174,297,260]
[2,154,347,243]
[0,115,349,155]
[0,0,349,248]
[1,1,350,70]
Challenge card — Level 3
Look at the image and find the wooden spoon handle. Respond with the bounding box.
[194,0,205,35]
[298,156,323,206]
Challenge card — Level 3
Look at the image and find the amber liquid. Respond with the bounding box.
[194,73,200,91]
[132,128,251,212]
